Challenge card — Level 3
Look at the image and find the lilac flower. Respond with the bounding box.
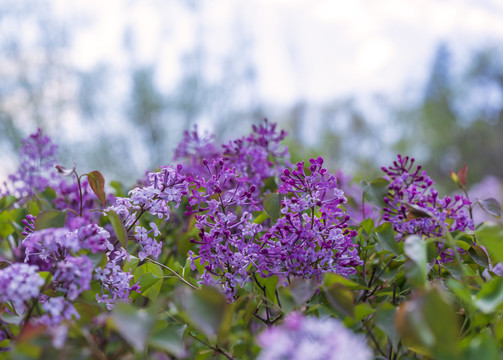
[257,312,372,360]
[187,158,261,300]
[222,119,291,193]
[174,120,290,196]
[37,297,78,349]
[134,224,162,261]
[259,157,362,280]
[39,296,80,326]
[108,165,189,228]
[0,263,45,312]
[22,228,79,269]
[2,128,59,198]
[382,155,474,238]
[52,255,93,300]
[77,224,113,253]
[94,248,140,310]
[173,125,220,177]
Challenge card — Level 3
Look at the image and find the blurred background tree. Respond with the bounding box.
[1,0,502,191]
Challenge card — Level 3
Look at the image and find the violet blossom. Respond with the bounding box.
[257,312,372,360]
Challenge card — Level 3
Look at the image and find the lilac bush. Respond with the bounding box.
[0,123,502,359]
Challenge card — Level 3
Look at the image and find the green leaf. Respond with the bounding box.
[323,273,368,290]
[111,302,156,352]
[33,210,67,230]
[360,218,374,235]
[361,178,389,208]
[323,283,355,318]
[110,180,127,197]
[474,276,503,314]
[403,235,428,287]
[253,211,270,224]
[374,222,400,255]
[0,195,17,211]
[255,274,279,303]
[463,332,500,360]
[148,324,186,357]
[107,210,128,249]
[478,198,501,218]
[468,245,489,268]
[288,278,318,306]
[263,193,282,221]
[375,303,399,350]
[396,287,461,358]
[134,262,164,300]
[476,223,503,263]
[86,170,107,207]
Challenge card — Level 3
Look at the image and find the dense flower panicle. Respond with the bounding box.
[257,312,372,360]
[187,159,261,300]
[108,165,189,228]
[2,129,59,198]
[259,157,362,280]
[52,255,93,300]
[94,248,140,310]
[22,228,79,269]
[222,119,291,195]
[382,155,474,239]
[0,263,45,312]
[77,224,114,253]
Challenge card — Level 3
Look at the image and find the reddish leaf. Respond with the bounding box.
[17,322,47,342]
[87,170,106,207]
[457,164,468,188]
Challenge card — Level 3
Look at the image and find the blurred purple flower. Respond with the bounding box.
[257,312,372,360]
[0,263,45,313]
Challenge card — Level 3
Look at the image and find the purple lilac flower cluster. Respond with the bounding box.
[222,119,291,192]
[187,158,261,300]
[187,157,361,300]
[2,129,59,198]
[257,312,372,360]
[260,157,361,280]
[0,263,45,312]
[174,119,290,196]
[94,248,140,310]
[382,155,473,239]
[108,165,189,260]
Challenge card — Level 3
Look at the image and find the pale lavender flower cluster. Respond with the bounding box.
[108,165,189,260]
[187,158,261,300]
[257,312,372,360]
[2,128,59,198]
[52,255,93,300]
[382,155,474,239]
[94,248,140,309]
[260,157,361,280]
[0,263,45,312]
[37,296,80,348]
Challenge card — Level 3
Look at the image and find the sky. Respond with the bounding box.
[51,0,503,104]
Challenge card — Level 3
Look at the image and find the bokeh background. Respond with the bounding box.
[2,0,503,192]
